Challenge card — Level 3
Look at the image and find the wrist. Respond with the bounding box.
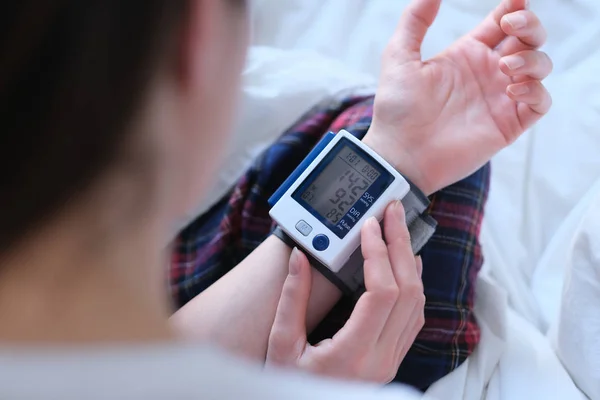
[362,128,434,195]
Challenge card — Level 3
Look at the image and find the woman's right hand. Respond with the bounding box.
[362,0,552,195]
[265,201,425,383]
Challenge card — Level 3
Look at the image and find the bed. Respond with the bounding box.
[195,0,600,398]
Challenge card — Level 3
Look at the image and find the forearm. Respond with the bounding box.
[169,128,425,361]
[170,235,342,361]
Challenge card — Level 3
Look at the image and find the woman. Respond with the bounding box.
[0,0,551,398]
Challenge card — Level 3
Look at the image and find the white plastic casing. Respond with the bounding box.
[269,130,410,273]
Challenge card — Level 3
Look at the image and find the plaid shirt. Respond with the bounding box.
[170,95,490,391]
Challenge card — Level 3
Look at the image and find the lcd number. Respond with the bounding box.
[322,171,371,224]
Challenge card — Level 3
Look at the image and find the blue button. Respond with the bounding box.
[312,234,330,251]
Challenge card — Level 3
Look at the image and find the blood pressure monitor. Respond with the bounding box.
[269,130,411,273]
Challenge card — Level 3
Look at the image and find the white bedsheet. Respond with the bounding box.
[536,178,600,399]
[196,0,600,398]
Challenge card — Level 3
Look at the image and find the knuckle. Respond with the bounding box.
[376,372,390,384]
[377,364,397,384]
[400,280,424,300]
[385,356,400,383]
[417,310,426,329]
[385,370,398,384]
[365,289,398,311]
[390,229,412,250]
[266,346,287,365]
[407,7,426,27]
[415,257,424,273]
[532,80,545,93]
[375,286,400,306]
[372,240,389,257]
[546,92,553,109]
[268,329,294,359]
[417,292,427,307]
[414,282,426,297]
[543,52,554,72]
[538,19,548,35]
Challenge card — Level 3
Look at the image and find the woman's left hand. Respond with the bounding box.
[363,0,552,195]
[266,202,425,383]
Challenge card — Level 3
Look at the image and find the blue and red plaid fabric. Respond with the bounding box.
[170,94,490,391]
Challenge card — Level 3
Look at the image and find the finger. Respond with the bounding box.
[383,201,414,274]
[393,304,426,366]
[470,0,527,48]
[378,202,424,348]
[498,10,546,55]
[266,248,311,365]
[415,256,423,278]
[506,80,552,128]
[333,217,397,349]
[389,0,442,63]
[499,50,553,80]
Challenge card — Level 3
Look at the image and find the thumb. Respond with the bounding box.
[266,248,312,365]
[392,0,442,63]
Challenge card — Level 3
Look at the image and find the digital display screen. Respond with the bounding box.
[299,146,380,224]
[292,137,394,239]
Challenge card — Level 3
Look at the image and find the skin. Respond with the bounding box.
[0,0,552,383]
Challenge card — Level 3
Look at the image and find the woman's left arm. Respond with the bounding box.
[170,235,343,361]
[171,0,552,362]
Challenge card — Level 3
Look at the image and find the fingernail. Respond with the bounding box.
[504,14,527,29]
[367,217,381,235]
[289,248,300,276]
[502,55,525,70]
[509,84,529,96]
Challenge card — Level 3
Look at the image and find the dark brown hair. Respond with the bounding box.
[0,1,249,253]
